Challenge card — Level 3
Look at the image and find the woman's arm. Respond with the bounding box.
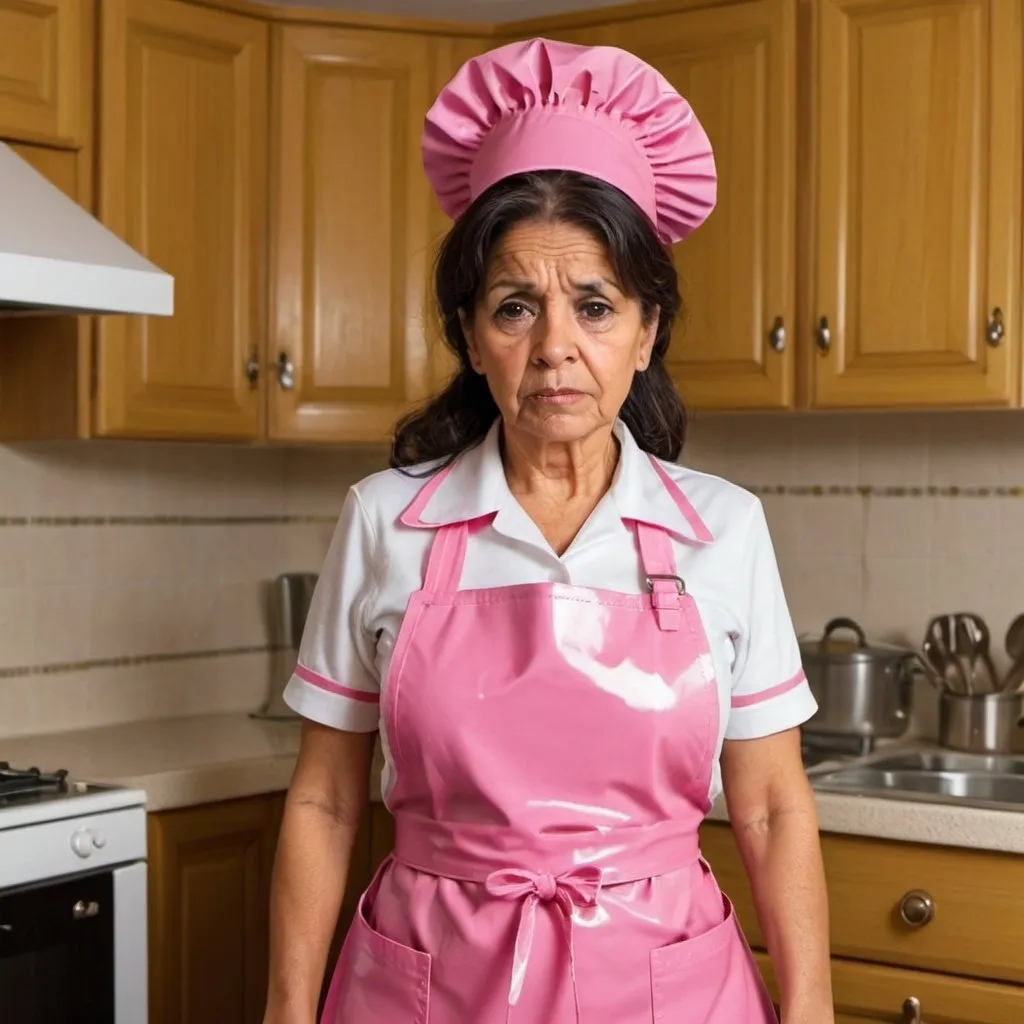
[720,727,833,1024]
[264,720,377,1024]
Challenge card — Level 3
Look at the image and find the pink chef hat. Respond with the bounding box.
[422,37,717,246]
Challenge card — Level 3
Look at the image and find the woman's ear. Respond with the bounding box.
[637,307,659,371]
[459,309,485,374]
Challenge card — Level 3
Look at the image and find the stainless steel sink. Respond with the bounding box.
[810,750,1024,811]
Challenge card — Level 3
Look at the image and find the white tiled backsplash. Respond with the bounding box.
[2,409,1022,739]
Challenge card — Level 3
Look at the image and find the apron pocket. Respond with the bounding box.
[649,893,776,1024]
[322,870,432,1024]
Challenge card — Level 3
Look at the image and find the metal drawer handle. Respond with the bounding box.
[244,348,260,386]
[276,351,295,391]
[902,996,922,1023]
[899,890,935,927]
[986,307,1004,347]
[815,315,831,353]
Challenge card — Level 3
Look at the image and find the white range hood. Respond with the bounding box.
[0,142,174,317]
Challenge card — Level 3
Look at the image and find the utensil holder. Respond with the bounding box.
[938,690,1024,754]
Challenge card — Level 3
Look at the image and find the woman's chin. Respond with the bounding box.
[508,407,610,446]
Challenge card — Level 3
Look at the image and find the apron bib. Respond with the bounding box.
[321,460,776,1024]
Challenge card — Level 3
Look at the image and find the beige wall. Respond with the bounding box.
[0,439,385,738]
[1,409,1021,739]
[686,410,1022,665]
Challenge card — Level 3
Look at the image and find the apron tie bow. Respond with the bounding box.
[485,865,604,1023]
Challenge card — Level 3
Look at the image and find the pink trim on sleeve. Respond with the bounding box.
[294,663,379,704]
[731,667,807,709]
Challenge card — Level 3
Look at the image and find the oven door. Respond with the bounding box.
[0,869,114,1024]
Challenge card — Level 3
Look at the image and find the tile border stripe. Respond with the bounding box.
[0,644,284,681]
[751,485,1024,498]
[1,488,1021,528]
[0,515,338,527]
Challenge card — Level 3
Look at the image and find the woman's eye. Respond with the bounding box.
[580,301,612,320]
[495,301,531,321]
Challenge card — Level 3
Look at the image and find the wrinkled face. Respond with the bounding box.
[461,219,657,447]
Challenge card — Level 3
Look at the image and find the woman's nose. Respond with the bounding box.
[531,305,579,367]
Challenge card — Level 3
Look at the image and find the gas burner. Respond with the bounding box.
[0,761,69,800]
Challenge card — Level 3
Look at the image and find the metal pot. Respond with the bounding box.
[799,617,916,740]
[938,690,1024,754]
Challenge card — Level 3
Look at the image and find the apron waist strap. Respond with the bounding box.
[393,816,702,1024]
[392,813,702,884]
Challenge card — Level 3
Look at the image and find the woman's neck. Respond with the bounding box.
[501,424,620,555]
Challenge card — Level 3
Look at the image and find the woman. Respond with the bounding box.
[265,38,833,1024]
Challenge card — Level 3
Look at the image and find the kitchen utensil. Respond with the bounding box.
[924,615,970,694]
[916,642,952,693]
[251,571,319,721]
[1002,660,1024,694]
[799,617,916,740]
[938,690,1024,755]
[952,613,999,694]
[1005,614,1024,663]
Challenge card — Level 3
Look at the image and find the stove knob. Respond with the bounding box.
[92,832,107,849]
[70,828,94,859]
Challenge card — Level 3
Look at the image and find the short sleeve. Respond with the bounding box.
[724,499,817,741]
[282,487,381,733]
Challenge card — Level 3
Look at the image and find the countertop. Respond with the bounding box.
[4,713,1023,855]
[1,712,384,812]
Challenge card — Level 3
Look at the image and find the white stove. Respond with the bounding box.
[0,762,148,1023]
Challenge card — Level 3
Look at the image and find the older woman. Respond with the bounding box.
[265,38,832,1024]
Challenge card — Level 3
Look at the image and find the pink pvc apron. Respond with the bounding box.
[321,456,777,1023]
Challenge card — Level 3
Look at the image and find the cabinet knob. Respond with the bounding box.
[899,889,935,927]
[986,307,1005,347]
[276,352,295,391]
[815,315,831,353]
[244,349,260,386]
[768,316,786,352]
[902,996,922,1023]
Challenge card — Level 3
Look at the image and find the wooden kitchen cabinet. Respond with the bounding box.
[268,25,434,443]
[147,793,282,1024]
[524,0,1024,414]
[808,0,1022,409]
[701,820,1024,1020]
[564,0,798,411]
[756,952,1024,1023]
[0,143,94,440]
[96,0,269,440]
[0,0,90,146]
[147,791,392,1024]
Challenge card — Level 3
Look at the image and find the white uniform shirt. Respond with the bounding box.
[284,420,817,805]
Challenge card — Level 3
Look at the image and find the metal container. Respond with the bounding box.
[938,690,1024,754]
[251,572,319,721]
[799,617,916,740]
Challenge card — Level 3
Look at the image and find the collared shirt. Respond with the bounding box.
[284,420,816,805]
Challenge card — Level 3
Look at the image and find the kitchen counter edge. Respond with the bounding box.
[4,713,1023,854]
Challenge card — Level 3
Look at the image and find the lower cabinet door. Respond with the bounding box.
[754,953,1024,1024]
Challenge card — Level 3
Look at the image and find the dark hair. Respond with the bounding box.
[389,170,687,470]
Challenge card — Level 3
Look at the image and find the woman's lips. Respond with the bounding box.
[528,389,586,404]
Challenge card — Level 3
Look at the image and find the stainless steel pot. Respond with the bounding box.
[938,690,1024,754]
[799,617,916,740]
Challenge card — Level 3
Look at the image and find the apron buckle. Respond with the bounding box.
[644,575,685,631]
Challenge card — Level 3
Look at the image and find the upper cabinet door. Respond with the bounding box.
[0,0,87,146]
[811,0,1022,408]
[268,26,432,443]
[96,0,268,439]
[588,0,797,411]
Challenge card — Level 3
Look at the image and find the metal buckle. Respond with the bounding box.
[644,574,686,594]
